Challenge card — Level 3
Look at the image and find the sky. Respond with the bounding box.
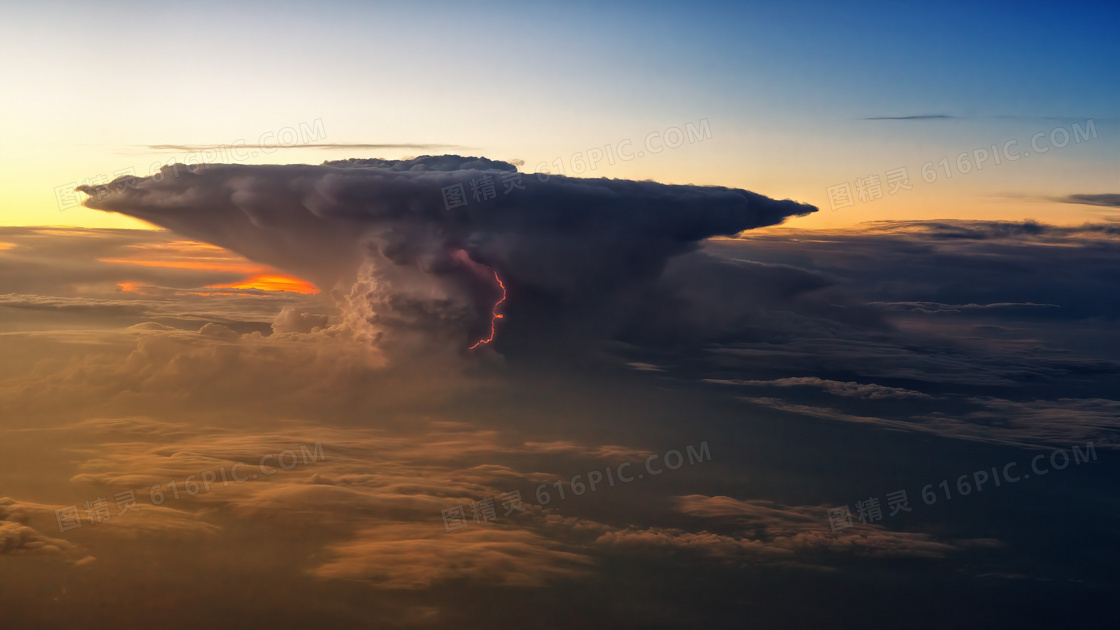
[1,0,1117,230]
[2,1,1120,628]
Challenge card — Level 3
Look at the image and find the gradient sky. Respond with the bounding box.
[2,0,1117,230]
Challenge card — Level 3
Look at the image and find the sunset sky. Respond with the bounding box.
[2,1,1117,231]
[2,1,1119,628]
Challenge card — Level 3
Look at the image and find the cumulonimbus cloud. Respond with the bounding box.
[77,156,816,353]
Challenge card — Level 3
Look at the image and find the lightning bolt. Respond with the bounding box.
[469,270,506,350]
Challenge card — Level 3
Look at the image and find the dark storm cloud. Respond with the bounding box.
[66,158,1120,450]
[77,156,816,353]
[10,212,1120,452]
[613,251,890,348]
[640,221,1120,449]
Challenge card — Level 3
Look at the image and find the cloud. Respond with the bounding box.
[11,412,662,591]
[77,156,816,355]
[0,498,85,559]
[594,494,981,565]
[869,301,1060,314]
[0,293,153,316]
[312,523,594,588]
[1057,194,1120,208]
[845,219,1120,240]
[917,397,1120,448]
[610,251,888,349]
[13,216,1120,455]
[143,143,468,152]
[271,306,329,334]
[860,114,956,120]
[707,377,931,400]
[0,227,324,336]
[860,115,1109,122]
[4,212,1119,623]
[598,220,1120,450]
[1,497,211,561]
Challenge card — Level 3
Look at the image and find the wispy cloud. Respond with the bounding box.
[860,114,956,120]
[142,143,468,152]
[1057,194,1120,208]
[862,114,1114,122]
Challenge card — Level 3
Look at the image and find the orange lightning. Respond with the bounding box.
[469,270,506,350]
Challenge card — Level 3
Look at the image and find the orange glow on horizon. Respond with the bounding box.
[100,240,273,274]
[99,258,268,274]
[117,274,319,295]
[207,274,319,294]
[103,240,318,295]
